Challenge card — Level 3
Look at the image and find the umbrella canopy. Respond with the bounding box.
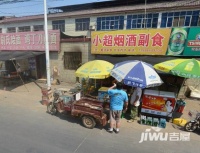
[75,60,114,79]
[110,60,163,88]
[154,58,200,78]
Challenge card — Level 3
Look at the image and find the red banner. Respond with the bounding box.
[0,30,60,51]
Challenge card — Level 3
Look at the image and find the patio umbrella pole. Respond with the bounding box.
[11,59,29,92]
[179,78,187,99]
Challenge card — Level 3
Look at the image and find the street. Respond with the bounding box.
[0,82,199,153]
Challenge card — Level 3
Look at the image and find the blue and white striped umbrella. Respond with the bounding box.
[110,60,163,88]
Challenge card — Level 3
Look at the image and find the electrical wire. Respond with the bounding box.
[0,0,112,16]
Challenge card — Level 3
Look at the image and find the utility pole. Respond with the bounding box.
[44,0,51,89]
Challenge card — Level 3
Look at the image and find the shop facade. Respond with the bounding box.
[0,0,200,84]
[0,30,60,80]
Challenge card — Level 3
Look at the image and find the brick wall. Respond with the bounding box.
[50,41,95,83]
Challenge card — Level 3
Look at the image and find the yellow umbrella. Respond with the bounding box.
[75,60,114,79]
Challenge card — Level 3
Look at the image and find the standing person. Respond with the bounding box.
[127,87,142,123]
[107,82,128,133]
[52,66,60,85]
[16,63,21,73]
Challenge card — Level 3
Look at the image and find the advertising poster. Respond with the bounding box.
[28,57,36,70]
[166,27,189,56]
[91,29,171,55]
[183,27,200,56]
[141,91,176,117]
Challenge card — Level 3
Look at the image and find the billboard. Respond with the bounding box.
[166,27,189,56]
[91,29,171,55]
[0,30,60,51]
[183,27,200,56]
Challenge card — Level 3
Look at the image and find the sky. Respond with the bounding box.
[0,0,112,17]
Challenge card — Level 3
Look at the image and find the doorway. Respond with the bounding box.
[5,60,16,74]
[36,54,46,79]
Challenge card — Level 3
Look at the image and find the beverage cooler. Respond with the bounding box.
[141,89,176,118]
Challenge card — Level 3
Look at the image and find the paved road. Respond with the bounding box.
[0,82,199,153]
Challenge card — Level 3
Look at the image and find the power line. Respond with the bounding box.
[0,2,42,9]
[0,0,111,16]
[0,0,31,5]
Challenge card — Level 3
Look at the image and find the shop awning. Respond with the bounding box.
[0,51,44,61]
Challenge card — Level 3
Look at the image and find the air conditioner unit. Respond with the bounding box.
[89,25,95,30]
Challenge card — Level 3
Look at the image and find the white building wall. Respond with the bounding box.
[0,19,57,33]
[62,18,91,37]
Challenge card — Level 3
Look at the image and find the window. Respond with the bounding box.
[75,18,90,31]
[198,18,200,26]
[96,16,124,30]
[33,25,44,31]
[127,13,159,29]
[64,52,82,70]
[7,27,16,33]
[179,17,185,27]
[161,10,200,28]
[173,17,179,27]
[18,26,31,32]
[52,20,65,32]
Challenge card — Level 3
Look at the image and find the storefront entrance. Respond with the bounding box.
[5,60,16,74]
[36,54,46,79]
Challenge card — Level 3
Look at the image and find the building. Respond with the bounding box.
[0,0,200,85]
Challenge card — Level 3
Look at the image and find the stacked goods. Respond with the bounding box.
[140,115,146,125]
[140,116,166,128]
[146,117,153,126]
[159,118,166,128]
[152,118,159,127]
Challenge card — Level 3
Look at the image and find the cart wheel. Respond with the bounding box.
[81,116,96,129]
[184,122,197,132]
[47,102,57,115]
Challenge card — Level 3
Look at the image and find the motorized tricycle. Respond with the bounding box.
[184,111,200,132]
[47,89,107,129]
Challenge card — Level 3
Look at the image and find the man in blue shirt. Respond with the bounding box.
[107,82,128,133]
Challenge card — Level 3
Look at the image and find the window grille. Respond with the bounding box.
[33,25,44,31]
[161,10,200,27]
[7,27,16,33]
[96,16,124,30]
[64,52,82,70]
[18,26,31,32]
[127,13,159,29]
[52,20,65,32]
[75,18,90,31]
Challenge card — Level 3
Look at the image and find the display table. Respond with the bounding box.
[141,89,176,118]
[3,75,20,86]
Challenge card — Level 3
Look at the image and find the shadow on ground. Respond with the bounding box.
[0,79,33,91]
[45,110,107,130]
